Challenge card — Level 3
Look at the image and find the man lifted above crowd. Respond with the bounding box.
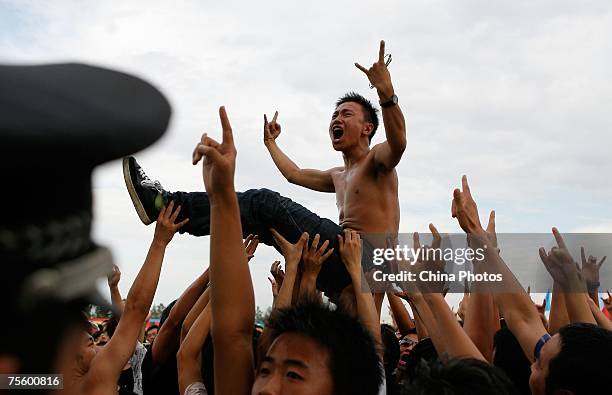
[123,40,406,293]
[263,39,405,235]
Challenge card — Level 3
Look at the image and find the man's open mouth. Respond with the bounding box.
[332,126,344,140]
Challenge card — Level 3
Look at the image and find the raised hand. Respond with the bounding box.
[263,111,281,145]
[452,175,486,235]
[486,210,499,251]
[244,234,259,262]
[580,246,606,289]
[394,291,415,303]
[107,264,121,288]
[538,228,584,291]
[534,298,547,315]
[338,230,364,279]
[270,260,285,289]
[301,233,334,279]
[153,201,189,245]
[268,276,279,299]
[457,280,470,321]
[355,40,394,98]
[192,106,237,198]
[412,227,447,294]
[430,223,442,249]
[270,229,308,269]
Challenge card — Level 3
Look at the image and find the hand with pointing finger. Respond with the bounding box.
[355,40,394,99]
[451,175,485,235]
[539,228,584,292]
[263,111,281,146]
[192,106,237,199]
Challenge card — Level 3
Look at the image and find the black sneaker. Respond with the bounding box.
[123,156,164,225]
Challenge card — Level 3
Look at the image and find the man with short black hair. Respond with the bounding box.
[401,358,518,395]
[253,302,383,395]
[123,40,406,294]
[530,323,612,395]
[145,325,159,345]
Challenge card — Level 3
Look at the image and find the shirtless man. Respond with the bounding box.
[123,41,406,294]
[264,40,405,235]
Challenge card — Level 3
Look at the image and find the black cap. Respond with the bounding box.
[0,63,171,310]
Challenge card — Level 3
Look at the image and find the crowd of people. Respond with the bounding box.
[3,41,612,395]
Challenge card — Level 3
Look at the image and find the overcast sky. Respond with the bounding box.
[2,0,612,314]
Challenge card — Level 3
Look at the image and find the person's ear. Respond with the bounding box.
[363,122,374,139]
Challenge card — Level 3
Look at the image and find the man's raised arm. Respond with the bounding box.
[89,202,188,387]
[356,40,407,170]
[194,106,255,394]
[263,111,337,192]
[451,176,547,362]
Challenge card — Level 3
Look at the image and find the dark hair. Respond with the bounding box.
[381,324,400,374]
[106,316,119,338]
[546,323,612,395]
[401,358,518,395]
[265,301,382,395]
[335,92,379,143]
[145,325,159,335]
[493,327,531,395]
[159,300,177,327]
[92,330,104,341]
[400,338,439,381]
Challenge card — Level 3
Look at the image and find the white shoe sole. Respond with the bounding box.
[123,157,153,225]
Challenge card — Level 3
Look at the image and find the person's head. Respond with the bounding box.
[493,326,531,395]
[400,358,518,395]
[159,300,177,328]
[399,333,419,360]
[93,330,109,346]
[329,92,379,151]
[529,323,612,395]
[105,316,119,338]
[252,302,382,395]
[145,325,159,344]
[398,337,438,381]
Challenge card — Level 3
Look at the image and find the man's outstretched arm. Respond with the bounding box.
[451,176,547,362]
[194,106,255,394]
[356,40,407,170]
[263,111,337,192]
[88,203,188,388]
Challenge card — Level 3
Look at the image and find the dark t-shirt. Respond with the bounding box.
[141,344,180,395]
[118,367,136,395]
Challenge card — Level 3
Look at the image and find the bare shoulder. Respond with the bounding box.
[369,143,397,173]
[329,166,345,179]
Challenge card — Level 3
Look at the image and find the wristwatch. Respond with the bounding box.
[380,94,398,108]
